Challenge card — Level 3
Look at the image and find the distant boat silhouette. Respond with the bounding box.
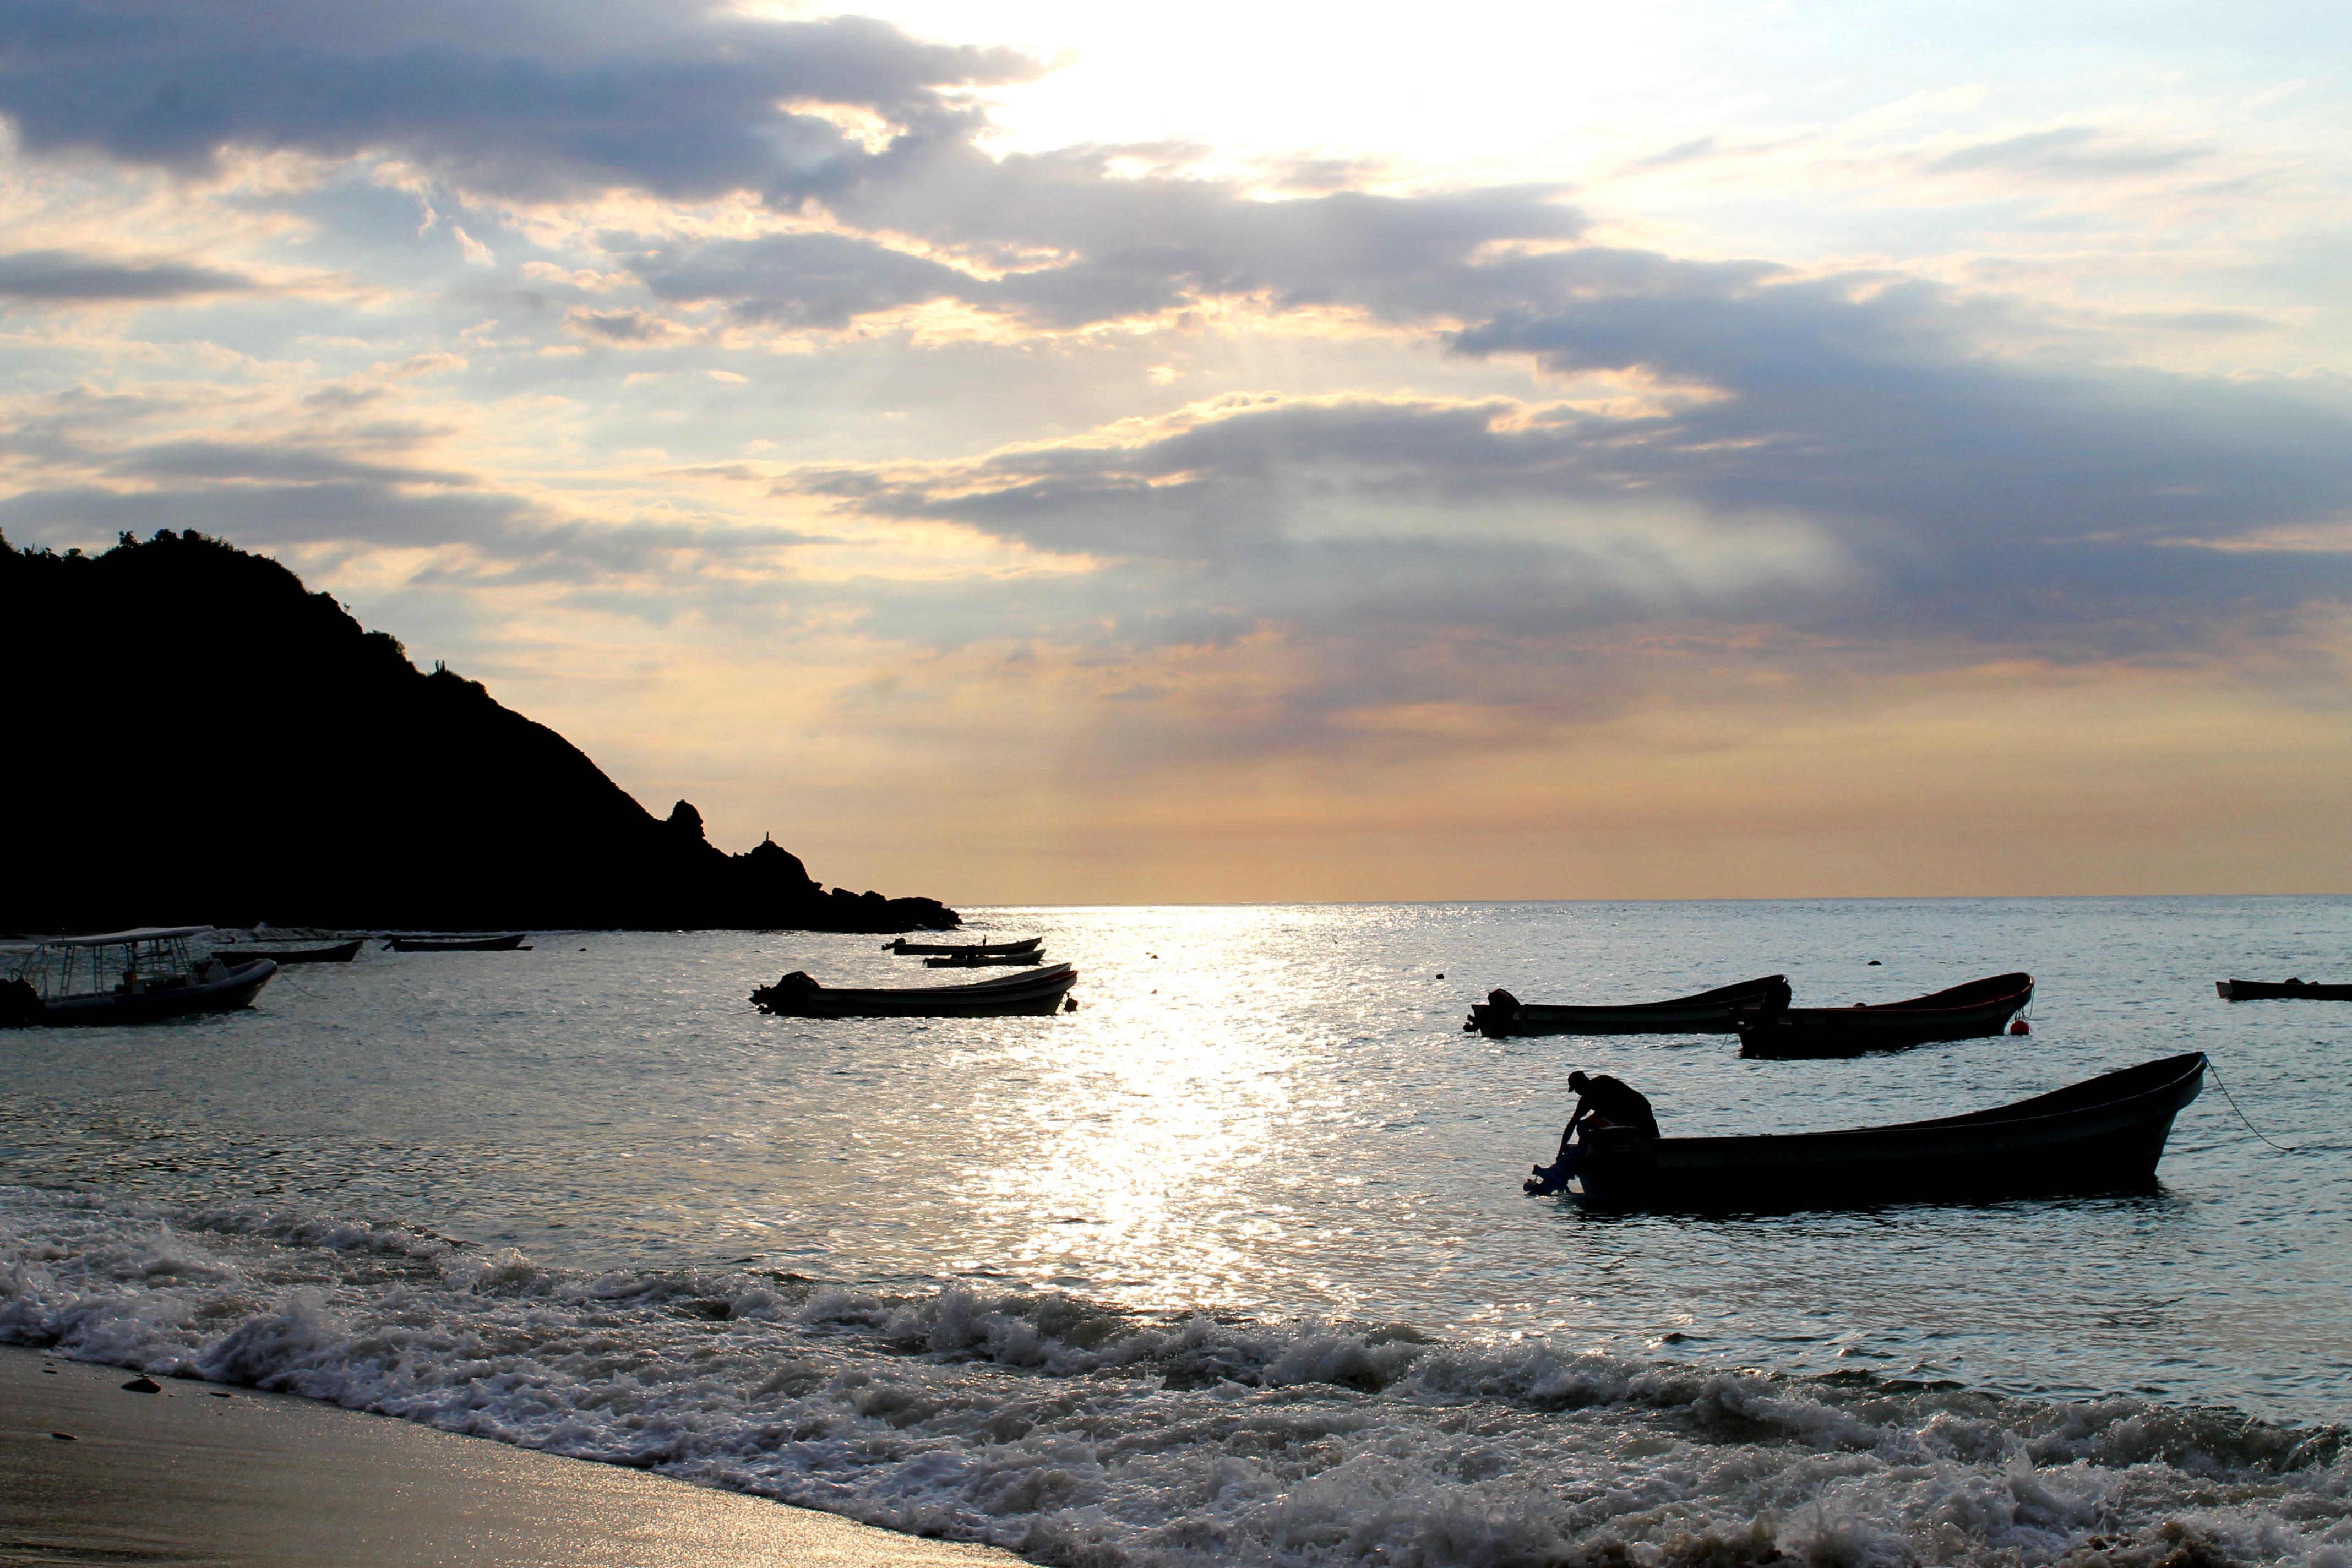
[887,936,1042,957]
[215,938,364,965]
[752,963,1077,1018]
[1734,972,2033,1059]
[383,933,530,952]
[1464,975,1787,1037]
[922,950,1046,968]
[2217,977,2352,1000]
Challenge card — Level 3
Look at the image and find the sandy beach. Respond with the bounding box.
[0,1346,1022,1567]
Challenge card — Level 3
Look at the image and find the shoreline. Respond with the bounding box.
[0,1345,1023,1567]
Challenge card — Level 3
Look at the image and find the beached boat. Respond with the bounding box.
[922,950,1046,968]
[2217,978,2352,1001]
[1,927,277,1027]
[214,937,364,965]
[1560,1052,2204,1212]
[1463,975,1789,1038]
[887,936,1042,957]
[752,962,1078,1019]
[1734,972,2033,1059]
[383,933,531,952]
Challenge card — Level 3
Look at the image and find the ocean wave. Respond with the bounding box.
[3,1184,2346,1568]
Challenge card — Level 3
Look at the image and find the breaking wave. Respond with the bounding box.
[4,1183,2346,1568]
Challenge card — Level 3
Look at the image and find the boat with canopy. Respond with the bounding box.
[1556,1052,2204,1212]
[1,927,276,1027]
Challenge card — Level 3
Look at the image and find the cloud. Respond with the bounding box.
[1925,125,2211,181]
[776,239,2352,675]
[0,247,256,301]
[563,305,685,342]
[640,230,983,330]
[634,182,1586,334]
[0,0,1037,200]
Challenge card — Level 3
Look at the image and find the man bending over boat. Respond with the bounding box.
[1527,1071,1659,1194]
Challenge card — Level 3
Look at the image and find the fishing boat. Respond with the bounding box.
[213,937,364,965]
[923,950,1046,968]
[1463,975,1789,1038]
[383,933,531,952]
[1,927,277,1027]
[2217,978,2352,1001]
[1558,1052,2205,1212]
[1734,972,2033,1059]
[886,935,1042,957]
[752,962,1078,1019]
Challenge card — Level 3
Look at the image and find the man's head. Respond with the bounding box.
[1568,1071,1591,1092]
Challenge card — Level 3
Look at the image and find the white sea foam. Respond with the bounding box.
[3,1183,2345,1568]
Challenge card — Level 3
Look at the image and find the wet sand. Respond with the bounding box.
[0,1346,1022,1567]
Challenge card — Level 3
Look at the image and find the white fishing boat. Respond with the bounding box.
[1,926,276,1027]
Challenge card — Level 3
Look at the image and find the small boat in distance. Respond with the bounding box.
[214,937,364,965]
[2,927,276,1027]
[887,935,1043,957]
[2217,978,2352,1001]
[752,963,1078,1019]
[383,933,531,952]
[1734,972,2033,1059]
[923,950,1046,968]
[1558,1052,2204,1212]
[1464,975,1789,1038]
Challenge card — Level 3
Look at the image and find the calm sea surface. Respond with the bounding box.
[4,899,2348,1566]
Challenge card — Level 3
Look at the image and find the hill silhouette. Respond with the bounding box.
[0,529,960,935]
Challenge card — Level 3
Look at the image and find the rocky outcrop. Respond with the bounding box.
[0,529,960,934]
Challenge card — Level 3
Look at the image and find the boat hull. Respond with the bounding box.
[889,937,1041,957]
[384,934,530,952]
[1574,1053,2203,1212]
[1735,973,2032,1059]
[35,959,279,1027]
[1466,976,1788,1038]
[215,938,364,965]
[2218,979,2352,1001]
[922,952,1044,968]
[754,963,1077,1019]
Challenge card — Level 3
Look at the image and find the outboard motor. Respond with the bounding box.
[0,977,40,1028]
[1467,987,1521,1033]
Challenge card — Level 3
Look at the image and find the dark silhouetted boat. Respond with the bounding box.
[923,950,1046,968]
[1734,972,2033,1059]
[1464,975,1789,1038]
[214,937,364,965]
[1561,1052,2204,1212]
[752,962,1078,1018]
[887,935,1042,957]
[2,927,276,1027]
[2217,978,2352,1001]
[383,933,531,952]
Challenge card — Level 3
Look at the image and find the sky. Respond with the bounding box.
[2,0,2349,902]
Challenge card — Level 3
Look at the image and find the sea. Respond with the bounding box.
[3,899,2349,1568]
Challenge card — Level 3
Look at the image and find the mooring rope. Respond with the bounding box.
[2205,1059,2296,1153]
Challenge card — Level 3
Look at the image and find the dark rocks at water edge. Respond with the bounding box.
[0,530,959,935]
